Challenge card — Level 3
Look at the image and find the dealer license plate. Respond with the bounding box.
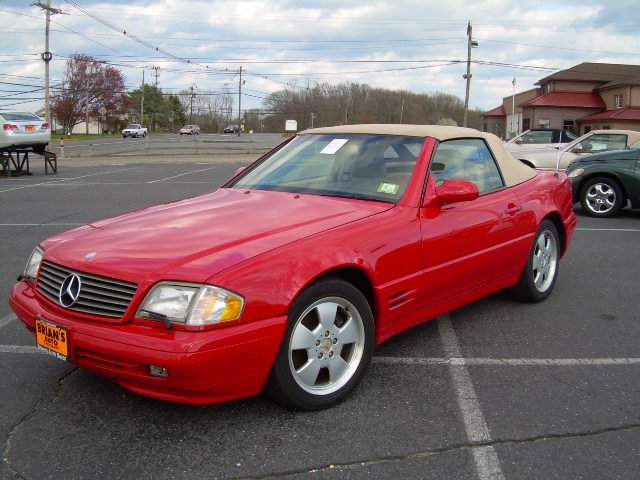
[25,125,36,132]
[35,318,69,361]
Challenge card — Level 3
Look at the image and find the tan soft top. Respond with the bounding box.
[300,124,536,187]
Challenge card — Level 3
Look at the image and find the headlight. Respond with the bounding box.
[24,246,45,279]
[137,282,244,327]
[567,168,584,178]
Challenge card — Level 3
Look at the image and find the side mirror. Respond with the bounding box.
[429,179,479,206]
[515,139,523,144]
[570,147,583,154]
[234,166,247,176]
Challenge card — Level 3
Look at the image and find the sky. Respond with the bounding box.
[2,0,640,117]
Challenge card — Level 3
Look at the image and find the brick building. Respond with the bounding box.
[483,63,640,139]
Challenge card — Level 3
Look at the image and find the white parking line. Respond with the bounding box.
[0,313,17,330]
[0,223,83,226]
[0,345,41,354]
[0,168,135,193]
[147,166,219,184]
[437,315,506,480]
[576,228,640,232]
[373,357,640,366]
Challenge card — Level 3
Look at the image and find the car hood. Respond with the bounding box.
[41,188,393,285]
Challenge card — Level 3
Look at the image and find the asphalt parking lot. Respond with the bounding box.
[1,158,639,480]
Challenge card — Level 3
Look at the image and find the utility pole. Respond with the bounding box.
[463,21,478,128]
[33,1,65,126]
[152,66,159,131]
[237,66,243,136]
[85,64,95,135]
[152,66,160,87]
[189,85,195,123]
[140,70,145,124]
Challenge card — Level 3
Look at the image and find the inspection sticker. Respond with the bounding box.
[320,139,349,154]
[377,182,400,194]
[35,318,69,361]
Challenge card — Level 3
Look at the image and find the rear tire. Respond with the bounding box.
[511,220,560,302]
[264,278,374,410]
[579,177,623,217]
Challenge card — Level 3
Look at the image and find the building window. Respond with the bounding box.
[563,120,575,133]
[614,94,623,108]
[522,118,530,131]
[538,119,550,128]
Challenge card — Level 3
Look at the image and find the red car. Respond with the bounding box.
[10,125,576,410]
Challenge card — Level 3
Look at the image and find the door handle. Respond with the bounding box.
[505,203,522,215]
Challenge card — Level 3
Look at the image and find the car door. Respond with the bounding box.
[420,138,529,307]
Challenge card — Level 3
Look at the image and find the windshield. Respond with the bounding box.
[229,133,424,203]
[1,112,40,121]
[126,124,140,129]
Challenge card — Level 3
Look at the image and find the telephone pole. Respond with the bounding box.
[237,66,243,136]
[140,70,145,124]
[463,21,478,128]
[189,85,195,123]
[33,1,65,126]
[152,66,159,131]
[152,66,160,87]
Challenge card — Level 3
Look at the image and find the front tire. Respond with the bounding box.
[579,177,623,217]
[511,220,560,302]
[265,278,374,410]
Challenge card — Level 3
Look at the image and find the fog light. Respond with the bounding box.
[149,365,168,378]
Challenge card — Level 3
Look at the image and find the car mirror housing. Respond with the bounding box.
[428,179,480,206]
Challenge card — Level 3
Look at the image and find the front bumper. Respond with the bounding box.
[10,281,287,405]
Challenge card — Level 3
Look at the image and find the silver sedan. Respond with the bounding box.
[0,112,51,152]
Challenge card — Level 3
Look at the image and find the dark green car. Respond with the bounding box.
[567,143,640,217]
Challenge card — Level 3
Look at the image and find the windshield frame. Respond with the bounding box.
[226,133,426,204]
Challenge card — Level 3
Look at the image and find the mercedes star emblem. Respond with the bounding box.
[59,273,82,308]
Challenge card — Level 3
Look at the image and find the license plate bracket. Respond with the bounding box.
[35,317,69,361]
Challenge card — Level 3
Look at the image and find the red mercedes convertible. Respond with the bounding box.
[10,125,576,409]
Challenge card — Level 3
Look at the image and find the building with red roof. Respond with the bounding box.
[483,63,640,138]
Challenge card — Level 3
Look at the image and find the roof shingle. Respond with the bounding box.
[520,91,605,108]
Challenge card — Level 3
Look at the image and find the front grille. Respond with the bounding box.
[37,261,138,318]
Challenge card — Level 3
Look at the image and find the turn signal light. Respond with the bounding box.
[41,123,50,129]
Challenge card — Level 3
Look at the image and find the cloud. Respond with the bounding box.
[2,0,640,115]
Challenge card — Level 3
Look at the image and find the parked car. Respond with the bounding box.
[179,124,200,135]
[0,111,50,153]
[121,124,147,138]
[223,124,240,134]
[567,142,640,217]
[506,128,578,151]
[514,129,640,170]
[10,125,576,410]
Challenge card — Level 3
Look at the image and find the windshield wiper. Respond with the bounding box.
[322,193,390,203]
